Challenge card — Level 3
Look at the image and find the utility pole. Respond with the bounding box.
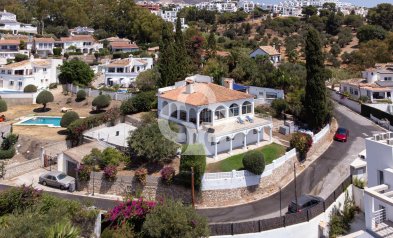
[294,163,298,211]
[191,166,195,208]
[279,186,282,217]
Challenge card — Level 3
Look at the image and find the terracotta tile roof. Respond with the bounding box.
[148,46,159,51]
[1,60,30,69]
[0,39,20,45]
[60,35,95,42]
[2,34,30,42]
[107,59,131,67]
[102,37,131,43]
[34,37,55,43]
[159,83,253,106]
[341,78,393,92]
[258,45,280,56]
[110,42,139,49]
[63,141,108,164]
[32,59,50,67]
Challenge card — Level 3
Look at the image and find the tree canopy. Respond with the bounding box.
[367,3,393,31]
[36,90,54,110]
[58,58,94,86]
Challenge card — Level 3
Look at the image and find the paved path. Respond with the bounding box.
[197,103,385,223]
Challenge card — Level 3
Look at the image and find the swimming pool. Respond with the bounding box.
[16,116,62,127]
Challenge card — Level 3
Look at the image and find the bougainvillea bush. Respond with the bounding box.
[103,165,118,181]
[160,166,175,185]
[290,132,313,160]
[105,197,156,232]
[77,165,91,182]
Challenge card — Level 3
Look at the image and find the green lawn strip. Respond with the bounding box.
[206,143,287,172]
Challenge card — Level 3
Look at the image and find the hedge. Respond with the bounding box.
[242,150,265,175]
[179,144,206,190]
[0,147,15,160]
[120,91,156,115]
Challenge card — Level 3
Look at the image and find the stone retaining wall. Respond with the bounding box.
[3,158,41,179]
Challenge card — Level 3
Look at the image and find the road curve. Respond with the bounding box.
[196,103,385,223]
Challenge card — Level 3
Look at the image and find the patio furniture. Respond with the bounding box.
[246,115,254,123]
[237,117,245,124]
[61,107,73,113]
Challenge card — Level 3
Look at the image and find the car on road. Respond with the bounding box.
[334,127,349,142]
[39,171,75,190]
[287,195,324,213]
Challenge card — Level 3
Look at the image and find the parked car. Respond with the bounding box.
[334,127,349,142]
[39,171,75,190]
[287,195,323,213]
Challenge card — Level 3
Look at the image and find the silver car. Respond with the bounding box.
[39,171,75,190]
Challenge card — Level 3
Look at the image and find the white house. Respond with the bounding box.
[69,26,95,36]
[0,57,62,91]
[157,75,273,157]
[58,35,103,54]
[109,42,139,53]
[196,0,238,12]
[103,57,154,87]
[250,46,281,65]
[363,132,393,236]
[0,10,37,34]
[33,37,55,57]
[238,0,259,13]
[154,9,188,30]
[0,39,29,65]
[247,86,285,105]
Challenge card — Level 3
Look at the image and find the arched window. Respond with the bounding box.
[215,105,226,120]
[170,104,177,118]
[162,101,169,116]
[200,108,212,123]
[189,108,197,124]
[242,101,252,114]
[229,103,239,117]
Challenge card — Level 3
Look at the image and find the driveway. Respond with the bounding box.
[197,103,385,223]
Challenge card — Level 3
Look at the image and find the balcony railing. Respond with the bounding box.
[372,209,386,228]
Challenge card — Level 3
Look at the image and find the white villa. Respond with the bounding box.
[363,132,393,236]
[154,9,188,30]
[103,57,153,87]
[340,64,393,102]
[196,0,238,12]
[0,10,37,34]
[0,39,29,64]
[250,46,281,65]
[58,35,103,54]
[157,75,273,157]
[0,57,62,91]
[33,37,55,57]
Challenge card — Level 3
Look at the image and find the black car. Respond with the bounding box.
[287,195,324,213]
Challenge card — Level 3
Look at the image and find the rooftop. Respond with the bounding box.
[110,41,139,49]
[0,39,20,45]
[34,37,55,43]
[60,35,95,42]
[63,141,108,164]
[84,123,137,147]
[366,132,393,147]
[258,45,280,56]
[159,82,253,106]
[341,78,393,92]
[1,60,30,69]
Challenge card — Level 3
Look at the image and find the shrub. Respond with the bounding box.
[160,166,176,185]
[103,165,117,181]
[47,221,80,238]
[76,165,91,182]
[105,197,156,231]
[242,150,265,175]
[290,132,313,160]
[328,191,356,237]
[82,147,126,169]
[14,53,28,62]
[0,146,15,160]
[142,199,209,238]
[76,89,87,101]
[1,133,18,150]
[0,184,42,216]
[49,83,58,89]
[23,84,38,93]
[0,99,7,112]
[60,111,80,128]
[92,94,111,111]
[179,144,206,189]
[36,90,54,110]
[53,47,62,56]
[353,177,365,189]
[135,168,148,185]
[271,98,288,118]
[120,91,156,115]
[101,224,136,238]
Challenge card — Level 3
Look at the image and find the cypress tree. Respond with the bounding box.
[207,30,216,57]
[174,17,190,81]
[303,28,331,131]
[158,23,177,87]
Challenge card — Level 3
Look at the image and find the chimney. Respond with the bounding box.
[223,78,234,90]
[185,79,194,94]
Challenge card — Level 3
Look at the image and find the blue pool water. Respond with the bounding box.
[0,90,25,94]
[20,117,62,127]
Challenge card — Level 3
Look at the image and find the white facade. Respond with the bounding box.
[103,57,153,88]
[364,133,393,234]
[154,9,188,30]
[0,10,37,34]
[247,86,285,105]
[157,75,273,157]
[0,39,29,64]
[238,0,259,13]
[59,36,103,54]
[33,38,55,57]
[196,0,238,12]
[249,47,281,65]
[0,58,62,91]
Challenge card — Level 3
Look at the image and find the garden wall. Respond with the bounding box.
[3,158,42,179]
[67,84,133,101]
[0,92,37,106]
[329,89,361,113]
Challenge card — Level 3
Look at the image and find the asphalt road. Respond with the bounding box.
[0,103,385,223]
[197,103,385,223]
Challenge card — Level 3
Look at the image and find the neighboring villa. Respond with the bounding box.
[0,10,37,34]
[57,35,103,54]
[0,39,29,64]
[340,64,393,102]
[32,37,55,57]
[363,132,393,236]
[103,57,154,87]
[196,0,238,12]
[157,74,273,157]
[238,0,259,13]
[109,41,139,53]
[249,45,281,65]
[69,26,95,36]
[154,9,188,30]
[0,57,62,91]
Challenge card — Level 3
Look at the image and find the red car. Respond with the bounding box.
[334,128,349,142]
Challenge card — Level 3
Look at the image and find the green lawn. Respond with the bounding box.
[207,143,287,172]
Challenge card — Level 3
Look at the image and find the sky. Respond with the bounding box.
[256,0,393,8]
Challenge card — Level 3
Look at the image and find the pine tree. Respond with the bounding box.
[174,17,190,81]
[303,28,331,131]
[207,30,216,57]
[158,23,177,87]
